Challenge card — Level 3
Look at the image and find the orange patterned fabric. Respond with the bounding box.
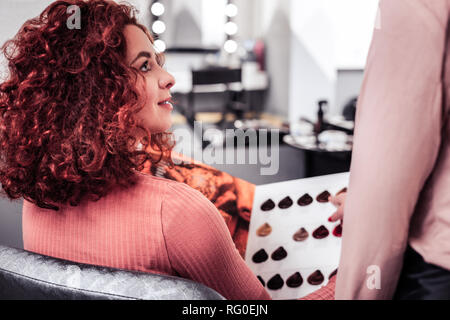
[143,152,253,258]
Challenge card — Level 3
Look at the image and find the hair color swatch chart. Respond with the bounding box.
[245,172,349,299]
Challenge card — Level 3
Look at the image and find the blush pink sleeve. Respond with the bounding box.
[161,183,271,300]
[300,276,336,300]
[335,0,450,299]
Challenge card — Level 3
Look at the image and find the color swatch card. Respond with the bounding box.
[245,172,349,300]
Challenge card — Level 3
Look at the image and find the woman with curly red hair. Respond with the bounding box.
[0,0,174,210]
[0,0,335,300]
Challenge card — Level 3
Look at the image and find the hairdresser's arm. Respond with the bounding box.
[335,0,449,299]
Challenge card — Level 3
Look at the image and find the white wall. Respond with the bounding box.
[289,0,336,123]
[335,69,364,115]
[202,0,227,46]
[0,0,54,41]
[290,0,379,71]
[288,0,378,122]
[230,0,378,122]
[259,0,292,118]
[232,0,257,43]
[328,0,380,69]
[164,0,227,48]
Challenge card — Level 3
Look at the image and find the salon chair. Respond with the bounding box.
[185,66,247,149]
[187,66,247,129]
[0,244,225,300]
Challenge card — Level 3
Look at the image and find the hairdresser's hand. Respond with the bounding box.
[328,192,347,222]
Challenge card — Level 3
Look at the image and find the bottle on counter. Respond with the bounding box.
[314,100,328,139]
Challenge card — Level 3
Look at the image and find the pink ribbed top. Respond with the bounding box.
[23,171,336,300]
[22,171,270,300]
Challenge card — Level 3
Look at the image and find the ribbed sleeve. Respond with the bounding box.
[161,183,271,300]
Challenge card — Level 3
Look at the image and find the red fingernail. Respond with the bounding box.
[328,217,332,222]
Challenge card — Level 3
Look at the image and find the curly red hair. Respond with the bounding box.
[0,0,174,210]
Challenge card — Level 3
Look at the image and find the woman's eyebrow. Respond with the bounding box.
[130,51,151,65]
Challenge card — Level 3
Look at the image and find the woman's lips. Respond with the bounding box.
[157,101,173,110]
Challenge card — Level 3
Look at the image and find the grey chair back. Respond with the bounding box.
[0,245,225,300]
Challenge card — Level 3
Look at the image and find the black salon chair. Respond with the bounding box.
[0,244,225,300]
[186,66,247,129]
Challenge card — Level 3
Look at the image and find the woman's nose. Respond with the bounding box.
[159,69,175,90]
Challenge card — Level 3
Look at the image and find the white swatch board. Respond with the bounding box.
[245,172,349,300]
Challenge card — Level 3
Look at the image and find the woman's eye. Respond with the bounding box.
[140,61,150,72]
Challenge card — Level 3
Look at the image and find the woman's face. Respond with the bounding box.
[123,24,175,135]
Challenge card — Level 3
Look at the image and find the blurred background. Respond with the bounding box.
[0,0,379,248]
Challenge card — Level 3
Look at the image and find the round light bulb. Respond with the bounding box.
[225,4,238,18]
[151,2,165,16]
[224,40,237,53]
[224,22,238,36]
[154,39,166,52]
[152,20,166,34]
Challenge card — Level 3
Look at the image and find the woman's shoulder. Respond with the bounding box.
[133,170,184,188]
[134,171,210,203]
[135,173,220,221]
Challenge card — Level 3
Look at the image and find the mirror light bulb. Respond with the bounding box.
[151,2,165,16]
[225,4,238,17]
[224,40,237,53]
[154,39,166,52]
[152,20,166,34]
